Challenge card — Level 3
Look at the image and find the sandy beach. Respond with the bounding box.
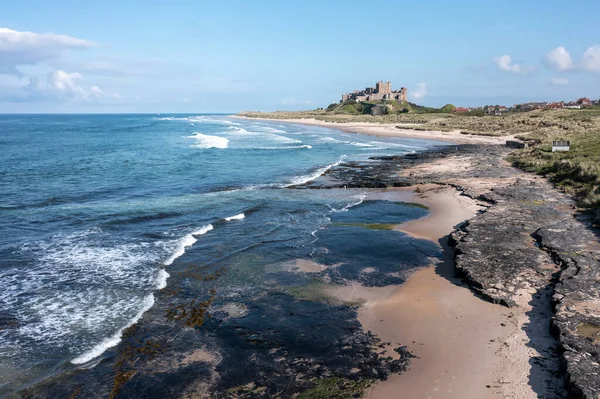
[241,115,564,398]
[231,116,515,145]
[326,184,559,399]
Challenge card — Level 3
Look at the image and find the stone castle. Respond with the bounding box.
[341,81,407,103]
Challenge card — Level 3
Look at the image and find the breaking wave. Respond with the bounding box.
[187,133,229,149]
[224,213,245,221]
[285,155,346,186]
[163,224,214,266]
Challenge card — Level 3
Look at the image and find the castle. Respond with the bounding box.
[341,81,407,103]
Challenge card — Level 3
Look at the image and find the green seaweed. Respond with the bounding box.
[285,282,364,307]
[166,288,217,328]
[297,377,374,399]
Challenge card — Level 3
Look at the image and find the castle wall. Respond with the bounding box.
[341,82,407,103]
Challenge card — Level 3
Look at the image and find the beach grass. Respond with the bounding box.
[238,108,600,138]
[509,128,600,222]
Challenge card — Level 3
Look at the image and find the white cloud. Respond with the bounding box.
[90,85,121,100]
[48,70,86,96]
[182,98,190,103]
[544,47,573,71]
[550,77,569,86]
[582,45,600,73]
[0,27,95,75]
[412,82,426,100]
[22,69,120,101]
[494,55,524,74]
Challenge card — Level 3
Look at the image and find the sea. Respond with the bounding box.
[0,114,446,396]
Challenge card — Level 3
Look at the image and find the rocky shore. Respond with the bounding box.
[303,143,600,398]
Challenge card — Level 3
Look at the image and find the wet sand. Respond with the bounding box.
[331,186,523,398]
[231,116,515,145]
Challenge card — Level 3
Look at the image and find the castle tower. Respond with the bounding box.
[375,81,391,95]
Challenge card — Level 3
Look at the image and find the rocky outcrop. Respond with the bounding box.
[536,222,600,398]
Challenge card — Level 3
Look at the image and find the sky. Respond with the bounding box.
[1,0,600,113]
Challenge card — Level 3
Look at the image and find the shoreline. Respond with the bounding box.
[331,186,512,399]
[230,115,515,145]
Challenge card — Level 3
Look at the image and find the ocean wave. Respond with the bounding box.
[1,229,170,368]
[224,213,245,221]
[71,294,155,364]
[285,155,346,187]
[350,141,374,147]
[155,269,170,290]
[187,132,229,149]
[156,115,241,126]
[257,126,286,134]
[319,137,348,144]
[328,194,367,213]
[163,224,213,266]
[253,144,312,150]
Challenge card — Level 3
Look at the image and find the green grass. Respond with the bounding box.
[509,130,600,222]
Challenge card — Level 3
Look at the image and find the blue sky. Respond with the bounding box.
[1,0,599,113]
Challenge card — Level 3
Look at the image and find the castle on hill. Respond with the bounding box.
[341,81,407,103]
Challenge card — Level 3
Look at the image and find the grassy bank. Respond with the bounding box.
[238,108,600,137]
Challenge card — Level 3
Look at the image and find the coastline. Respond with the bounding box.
[18,115,595,398]
[230,115,515,145]
[233,115,573,397]
[330,186,514,399]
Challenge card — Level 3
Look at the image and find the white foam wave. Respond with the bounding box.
[163,234,197,266]
[71,294,155,364]
[258,126,286,133]
[329,194,367,213]
[319,137,347,144]
[228,127,251,134]
[157,115,240,125]
[285,155,346,187]
[254,145,312,150]
[224,213,245,221]
[156,269,170,290]
[351,141,374,147]
[187,132,229,149]
[192,224,214,235]
[163,224,213,266]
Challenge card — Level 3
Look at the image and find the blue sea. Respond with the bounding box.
[0,114,445,395]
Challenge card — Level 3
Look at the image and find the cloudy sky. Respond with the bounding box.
[1,0,599,113]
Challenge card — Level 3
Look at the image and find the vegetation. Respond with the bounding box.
[509,124,600,223]
[440,104,457,113]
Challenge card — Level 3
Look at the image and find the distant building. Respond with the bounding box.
[341,81,408,103]
[484,105,505,116]
[546,102,565,109]
[577,98,593,106]
[453,107,470,113]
